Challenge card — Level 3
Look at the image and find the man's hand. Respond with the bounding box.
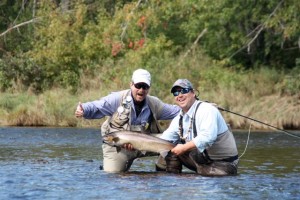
[171,144,186,156]
[171,141,196,156]
[75,102,84,118]
[123,143,135,151]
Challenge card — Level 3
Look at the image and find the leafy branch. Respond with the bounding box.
[229,0,284,58]
[120,0,144,43]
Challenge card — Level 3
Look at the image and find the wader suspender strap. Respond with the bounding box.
[192,102,202,137]
[192,103,237,162]
[178,101,202,143]
[192,102,212,161]
[178,115,183,142]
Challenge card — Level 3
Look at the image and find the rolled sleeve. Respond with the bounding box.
[192,104,219,152]
[82,92,120,119]
[159,104,180,120]
[160,115,181,143]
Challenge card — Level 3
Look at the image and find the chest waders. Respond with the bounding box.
[164,102,202,173]
[177,102,239,176]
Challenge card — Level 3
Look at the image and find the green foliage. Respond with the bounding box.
[179,0,300,69]
[0,0,299,128]
[0,93,35,111]
[0,0,299,95]
[0,55,45,93]
[198,64,286,100]
[280,66,300,95]
[0,0,35,55]
[43,89,78,126]
[0,90,80,126]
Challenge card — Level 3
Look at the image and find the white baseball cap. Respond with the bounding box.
[131,69,151,86]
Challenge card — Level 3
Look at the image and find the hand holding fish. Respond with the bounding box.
[123,143,135,151]
[171,141,197,156]
[171,144,186,155]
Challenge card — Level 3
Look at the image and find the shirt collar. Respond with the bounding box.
[180,100,200,118]
[129,90,148,109]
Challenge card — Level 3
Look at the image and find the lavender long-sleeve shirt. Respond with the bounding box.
[81,90,180,126]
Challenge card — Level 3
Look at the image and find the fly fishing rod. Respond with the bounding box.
[217,106,300,139]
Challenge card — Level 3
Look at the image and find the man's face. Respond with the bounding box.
[173,87,195,113]
[130,82,150,103]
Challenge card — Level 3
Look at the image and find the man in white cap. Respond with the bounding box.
[75,69,180,172]
[158,78,239,176]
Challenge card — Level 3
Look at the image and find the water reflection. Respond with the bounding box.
[235,130,300,176]
[0,127,299,199]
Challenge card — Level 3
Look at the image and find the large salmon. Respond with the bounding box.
[102,131,235,175]
[102,131,175,155]
[102,131,208,174]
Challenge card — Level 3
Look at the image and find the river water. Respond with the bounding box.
[0,127,299,200]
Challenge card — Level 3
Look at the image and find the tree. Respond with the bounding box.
[0,0,299,93]
[180,0,300,69]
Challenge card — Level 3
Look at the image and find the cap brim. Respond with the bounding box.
[133,78,150,86]
[170,85,182,93]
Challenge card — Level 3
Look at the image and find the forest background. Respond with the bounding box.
[0,0,299,130]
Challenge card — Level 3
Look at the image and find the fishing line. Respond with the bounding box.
[239,123,252,159]
[218,106,300,139]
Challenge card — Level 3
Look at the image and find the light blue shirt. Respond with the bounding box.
[161,100,229,152]
[81,90,180,125]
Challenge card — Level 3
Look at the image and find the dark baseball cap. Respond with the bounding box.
[171,79,193,93]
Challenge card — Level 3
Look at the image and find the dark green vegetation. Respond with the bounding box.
[0,0,299,129]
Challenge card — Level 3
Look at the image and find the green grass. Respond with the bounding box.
[0,50,299,130]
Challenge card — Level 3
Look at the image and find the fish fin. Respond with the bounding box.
[160,150,171,158]
[141,151,147,155]
[116,146,122,153]
[151,133,162,138]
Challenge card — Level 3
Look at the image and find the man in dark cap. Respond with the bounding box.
[158,79,239,176]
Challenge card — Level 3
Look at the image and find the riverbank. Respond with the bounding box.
[0,88,299,130]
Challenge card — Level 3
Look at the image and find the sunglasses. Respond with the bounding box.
[134,83,150,90]
[172,88,191,96]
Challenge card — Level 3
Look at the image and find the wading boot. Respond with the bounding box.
[165,151,182,173]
